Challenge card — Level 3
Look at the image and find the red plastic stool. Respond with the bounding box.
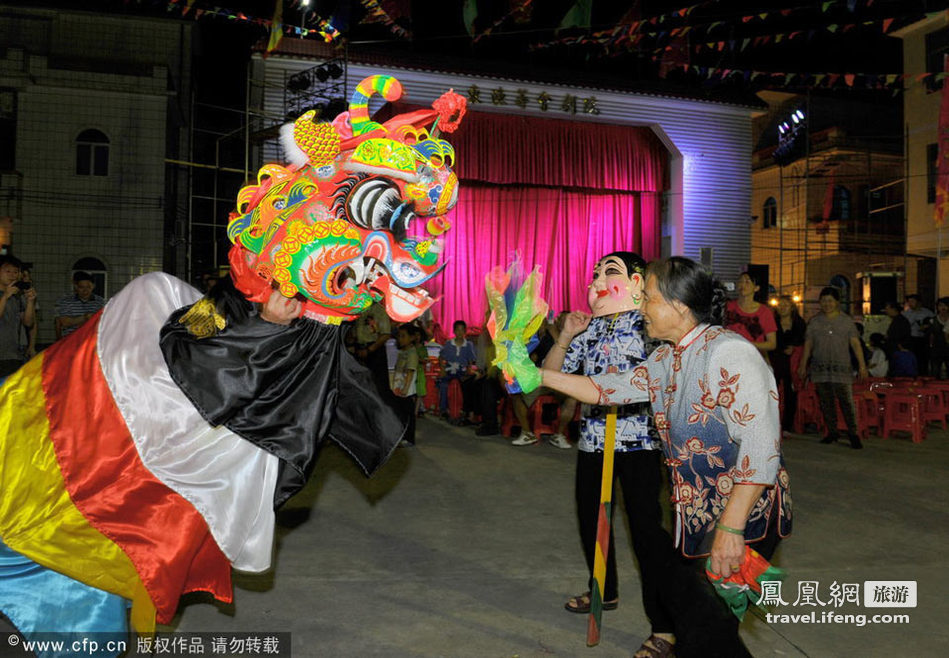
[794,385,823,435]
[422,374,440,412]
[834,394,869,440]
[913,387,948,430]
[856,390,882,435]
[528,394,560,436]
[447,378,464,421]
[881,392,926,443]
[499,395,519,437]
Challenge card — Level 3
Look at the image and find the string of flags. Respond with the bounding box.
[167,0,344,43]
[669,64,949,92]
[162,0,946,92]
[530,9,944,56]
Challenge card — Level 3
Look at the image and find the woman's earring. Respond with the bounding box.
[632,292,643,304]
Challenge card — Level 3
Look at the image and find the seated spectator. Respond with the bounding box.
[867,333,888,378]
[889,340,918,377]
[438,320,477,419]
[54,271,104,340]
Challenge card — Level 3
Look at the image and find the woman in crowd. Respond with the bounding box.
[723,271,776,355]
[537,256,792,658]
[771,295,806,434]
[542,251,674,658]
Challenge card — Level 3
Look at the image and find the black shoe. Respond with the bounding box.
[849,435,863,450]
[819,435,838,444]
[475,425,499,436]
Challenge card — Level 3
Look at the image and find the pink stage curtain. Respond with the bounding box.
[405,109,667,329]
[426,184,662,329]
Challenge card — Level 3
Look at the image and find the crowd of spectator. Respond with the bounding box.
[720,281,947,450]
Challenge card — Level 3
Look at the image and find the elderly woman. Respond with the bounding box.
[539,257,792,658]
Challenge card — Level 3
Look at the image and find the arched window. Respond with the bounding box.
[763,197,777,229]
[832,186,851,220]
[75,129,109,176]
[72,256,108,298]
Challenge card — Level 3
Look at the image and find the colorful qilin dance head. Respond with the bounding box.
[227,74,467,324]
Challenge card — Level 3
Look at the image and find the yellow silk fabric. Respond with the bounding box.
[0,356,156,633]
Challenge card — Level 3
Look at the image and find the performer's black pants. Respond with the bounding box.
[575,449,674,634]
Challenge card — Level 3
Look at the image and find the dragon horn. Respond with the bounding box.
[349,75,404,136]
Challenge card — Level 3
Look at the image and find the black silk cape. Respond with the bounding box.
[160,306,406,509]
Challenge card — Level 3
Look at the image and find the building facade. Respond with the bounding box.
[0,5,192,345]
[751,92,906,318]
[894,12,949,302]
[241,41,759,288]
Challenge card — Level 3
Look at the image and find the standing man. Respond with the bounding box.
[798,286,867,449]
[54,271,105,339]
[883,301,911,358]
[0,255,36,378]
[903,294,934,376]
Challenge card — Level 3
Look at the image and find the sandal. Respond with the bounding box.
[634,634,676,658]
[564,591,618,614]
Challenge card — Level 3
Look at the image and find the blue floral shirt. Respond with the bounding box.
[562,310,659,454]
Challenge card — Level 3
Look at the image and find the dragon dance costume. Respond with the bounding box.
[0,74,467,647]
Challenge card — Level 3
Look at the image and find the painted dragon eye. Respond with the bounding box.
[273,198,287,210]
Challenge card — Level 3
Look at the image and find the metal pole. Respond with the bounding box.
[903,123,909,301]
[779,164,784,293]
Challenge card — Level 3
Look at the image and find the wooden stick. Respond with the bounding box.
[586,406,617,646]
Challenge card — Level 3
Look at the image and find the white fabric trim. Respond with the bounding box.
[97,273,277,573]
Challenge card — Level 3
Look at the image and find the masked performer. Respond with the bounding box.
[0,74,466,645]
[543,252,675,658]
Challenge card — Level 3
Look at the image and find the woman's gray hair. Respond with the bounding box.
[646,257,726,326]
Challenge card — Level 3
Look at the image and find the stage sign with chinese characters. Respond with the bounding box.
[464,84,600,116]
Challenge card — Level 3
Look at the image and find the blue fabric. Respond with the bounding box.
[561,310,659,453]
[0,541,128,657]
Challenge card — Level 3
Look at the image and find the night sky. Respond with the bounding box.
[16,0,949,105]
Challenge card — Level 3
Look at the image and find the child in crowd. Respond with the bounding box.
[438,320,477,419]
[412,324,429,417]
[392,325,419,445]
[867,333,888,378]
[889,339,918,377]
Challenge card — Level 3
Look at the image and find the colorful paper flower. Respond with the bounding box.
[432,90,467,133]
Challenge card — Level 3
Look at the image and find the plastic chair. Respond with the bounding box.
[528,394,560,437]
[499,395,519,437]
[421,359,441,412]
[794,384,823,435]
[447,379,464,421]
[855,389,882,435]
[913,387,948,430]
[835,394,870,440]
[881,392,926,443]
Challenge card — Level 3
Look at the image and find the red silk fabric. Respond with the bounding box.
[449,110,668,192]
[427,184,662,328]
[416,109,667,327]
[42,314,233,623]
